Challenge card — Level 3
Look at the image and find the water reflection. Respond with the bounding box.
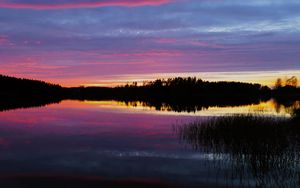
[1,97,299,118]
[84,99,297,117]
[0,98,61,112]
[0,100,300,187]
[0,101,202,187]
[175,114,300,188]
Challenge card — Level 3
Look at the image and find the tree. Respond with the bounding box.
[286,76,298,87]
[275,78,283,89]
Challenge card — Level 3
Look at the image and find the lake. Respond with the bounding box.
[0,99,299,188]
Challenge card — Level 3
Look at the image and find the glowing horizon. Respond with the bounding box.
[3,69,297,88]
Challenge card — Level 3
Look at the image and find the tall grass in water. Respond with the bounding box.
[175,114,300,188]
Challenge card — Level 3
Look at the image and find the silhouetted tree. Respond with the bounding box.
[275,78,283,89]
[286,76,298,87]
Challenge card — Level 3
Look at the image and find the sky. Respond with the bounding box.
[0,0,300,87]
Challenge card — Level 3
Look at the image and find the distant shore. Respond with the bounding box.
[1,74,299,112]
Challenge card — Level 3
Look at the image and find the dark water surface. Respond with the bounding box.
[0,100,298,188]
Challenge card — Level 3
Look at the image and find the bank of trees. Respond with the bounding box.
[1,74,299,112]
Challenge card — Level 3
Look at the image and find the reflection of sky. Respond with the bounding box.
[0,101,212,185]
[0,100,296,186]
[1,0,300,86]
[0,103,190,151]
[80,99,293,117]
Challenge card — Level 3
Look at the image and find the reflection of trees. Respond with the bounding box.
[273,99,300,115]
[121,99,300,115]
[120,97,264,113]
[175,115,300,188]
[0,98,62,112]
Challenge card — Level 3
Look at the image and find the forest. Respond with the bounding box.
[1,74,299,111]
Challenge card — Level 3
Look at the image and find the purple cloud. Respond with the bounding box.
[0,0,300,86]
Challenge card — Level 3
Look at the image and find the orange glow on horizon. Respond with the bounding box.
[40,70,300,88]
[45,99,293,117]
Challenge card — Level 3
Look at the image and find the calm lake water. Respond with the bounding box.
[0,100,299,188]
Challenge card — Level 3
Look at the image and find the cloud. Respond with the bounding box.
[0,35,8,44]
[0,0,173,10]
[1,0,300,86]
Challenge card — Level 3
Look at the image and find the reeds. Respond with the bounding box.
[175,114,300,188]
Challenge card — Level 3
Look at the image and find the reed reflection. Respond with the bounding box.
[175,112,300,188]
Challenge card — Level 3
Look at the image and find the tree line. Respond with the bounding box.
[0,75,63,111]
[1,74,299,111]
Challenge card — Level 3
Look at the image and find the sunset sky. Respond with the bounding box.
[0,0,300,86]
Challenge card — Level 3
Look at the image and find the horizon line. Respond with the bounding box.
[2,69,300,88]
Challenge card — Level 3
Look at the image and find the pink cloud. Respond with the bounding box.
[0,35,8,44]
[96,50,183,58]
[0,0,173,10]
[154,37,178,44]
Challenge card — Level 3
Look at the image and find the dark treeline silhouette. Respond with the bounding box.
[65,77,272,112]
[1,74,300,112]
[0,75,63,111]
[0,74,63,98]
[273,76,300,102]
[175,112,300,188]
[67,77,271,99]
[67,77,300,102]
